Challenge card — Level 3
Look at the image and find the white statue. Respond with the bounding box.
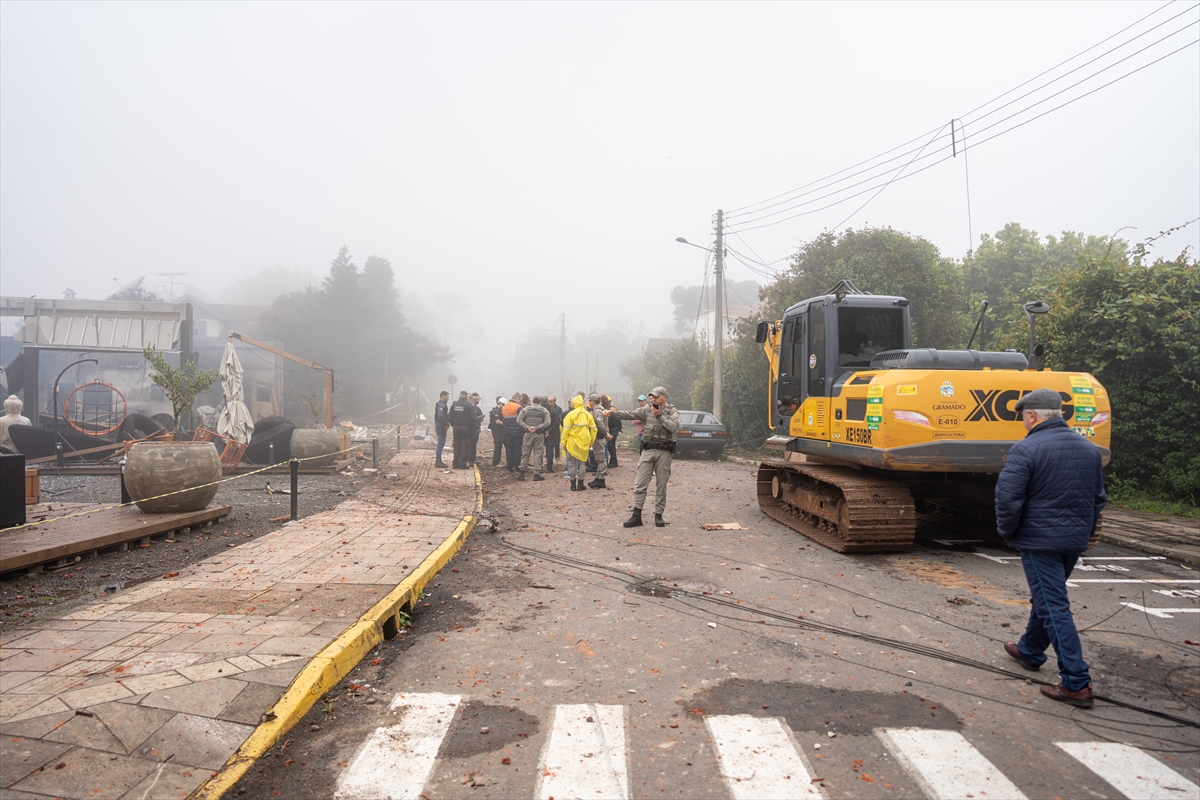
[0,395,32,452]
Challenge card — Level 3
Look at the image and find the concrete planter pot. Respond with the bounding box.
[125,441,221,513]
[290,428,341,467]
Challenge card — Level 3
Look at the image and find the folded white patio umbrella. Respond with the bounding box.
[216,339,255,444]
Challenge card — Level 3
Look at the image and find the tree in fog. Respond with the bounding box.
[761,227,968,349]
[261,246,448,419]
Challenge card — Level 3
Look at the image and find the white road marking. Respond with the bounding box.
[334,692,461,800]
[974,555,1166,565]
[1154,588,1200,598]
[536,703,628,800]
[1121,602,1200,619]
[1066,579,1200,586]
[878,727,1027,800]
[972,553,1018,563]
[1057,741,1200,799]
[706,714,822,799]
[1079,556,1166,560]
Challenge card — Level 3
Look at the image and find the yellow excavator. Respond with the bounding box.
[754,280,1111,553]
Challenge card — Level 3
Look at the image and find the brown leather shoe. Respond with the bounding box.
[1005,641,1040,671]
[1040,683,1094,708]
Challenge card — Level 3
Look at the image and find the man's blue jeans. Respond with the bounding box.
[1017,552,1091,690]
[435,427,448,464]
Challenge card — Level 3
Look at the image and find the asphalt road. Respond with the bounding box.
[237,456,1200,800]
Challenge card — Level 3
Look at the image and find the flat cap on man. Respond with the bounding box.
[588,393,601,403]
[648,386,668,397]
[1014,388,1063,412]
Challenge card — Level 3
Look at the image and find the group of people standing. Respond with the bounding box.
[432,387,680,528]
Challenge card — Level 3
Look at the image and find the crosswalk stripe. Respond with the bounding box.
[878,727,1028,800]
[1057,741,1200,800]
[535,703,629,800]
[334,692,461,800]
[706,714,823,799]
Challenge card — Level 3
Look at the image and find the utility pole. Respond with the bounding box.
[713,209,725,421]
[558,313,567,401]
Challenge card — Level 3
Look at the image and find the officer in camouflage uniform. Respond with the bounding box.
[586,393,610,489]
[606,386,679,528]
[516,396,552,481]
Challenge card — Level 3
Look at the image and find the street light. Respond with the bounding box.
[676,222,726,422]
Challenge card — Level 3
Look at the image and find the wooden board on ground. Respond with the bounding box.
[0,503,232,573]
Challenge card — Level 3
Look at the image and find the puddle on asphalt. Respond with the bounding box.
[437,702,540,758]
[688,678,960,734]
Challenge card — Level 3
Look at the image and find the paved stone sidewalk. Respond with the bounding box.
[0,445,477,800]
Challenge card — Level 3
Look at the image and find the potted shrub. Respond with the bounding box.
[124,345,223,513]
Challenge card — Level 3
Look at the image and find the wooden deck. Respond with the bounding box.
[0,503,232,574]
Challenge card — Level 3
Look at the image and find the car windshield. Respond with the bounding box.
[838,307,905,367]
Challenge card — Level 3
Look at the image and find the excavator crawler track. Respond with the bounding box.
[757,461,916,553]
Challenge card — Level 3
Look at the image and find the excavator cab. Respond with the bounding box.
[764,281,911,435]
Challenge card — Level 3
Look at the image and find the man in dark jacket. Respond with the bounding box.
[448,391,475,470]
[489,398,507,467]
[545,396,563,474]
[468,393,484,467]
[995,388,1106,709]
[434,391,450,468]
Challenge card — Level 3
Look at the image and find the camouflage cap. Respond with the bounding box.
[1014,388,1062,412]
[648,386,668,397]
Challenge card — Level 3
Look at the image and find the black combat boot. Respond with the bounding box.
[518,471,526,481]
[532,473,544,482]
[588,477,606,489]
[623,508,643,528]
[570,479,578,491]
[655,514,666,528]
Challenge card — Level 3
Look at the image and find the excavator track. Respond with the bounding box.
[757,461,916,553]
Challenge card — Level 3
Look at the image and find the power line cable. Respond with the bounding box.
[726,36,1199,234]
[724,9,1199,233]
[725,1,1190,221]
[829,123,950,231]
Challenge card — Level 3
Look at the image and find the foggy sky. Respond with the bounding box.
[2,1,1197,397]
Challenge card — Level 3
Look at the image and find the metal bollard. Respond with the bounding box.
[372,438,378,471]
[120,458,131,504]
[396,430,401,451]
[290,458,299,521]
[56,440,64,468]
[269,442,275,465]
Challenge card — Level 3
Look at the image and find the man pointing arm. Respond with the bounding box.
[606,386,679,528]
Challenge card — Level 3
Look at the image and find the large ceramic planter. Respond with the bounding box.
[125,441,221,513]
[290,429,340,467]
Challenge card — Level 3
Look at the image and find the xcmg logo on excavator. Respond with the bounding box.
[966,390,1074,422]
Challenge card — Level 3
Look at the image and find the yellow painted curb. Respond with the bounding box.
[190,464,484,800]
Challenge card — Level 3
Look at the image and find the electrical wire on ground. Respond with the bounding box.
[484,514,1200,739]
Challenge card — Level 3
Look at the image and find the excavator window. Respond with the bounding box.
[790,317,805,377]
[808,305,826,397]
[837,307,904,368]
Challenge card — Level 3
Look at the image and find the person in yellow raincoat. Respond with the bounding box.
[560,394,597,492]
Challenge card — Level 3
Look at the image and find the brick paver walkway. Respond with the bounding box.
[0,445,477,800]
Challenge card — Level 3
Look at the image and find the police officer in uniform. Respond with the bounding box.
[448,391,475,470]
[606,386,679,528]
[434,391,450,468]
[516,396,552,481]
[586,393,610,489]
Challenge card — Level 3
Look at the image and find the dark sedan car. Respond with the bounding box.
[673,410,728,457]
